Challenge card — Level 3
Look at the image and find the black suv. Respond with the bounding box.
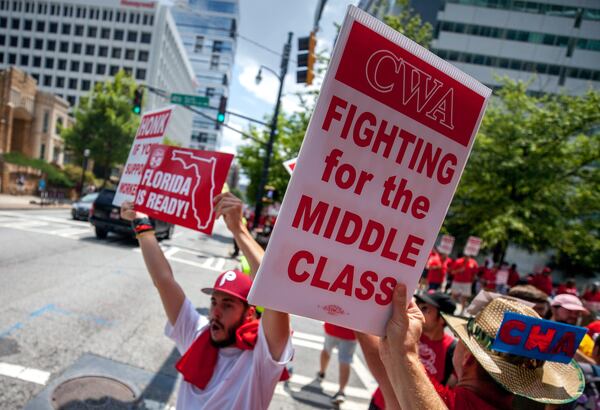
[89,189,174,240]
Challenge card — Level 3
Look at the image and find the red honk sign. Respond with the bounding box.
[134,145,233,234]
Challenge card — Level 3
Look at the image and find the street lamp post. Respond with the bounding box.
[79,148,90,198]
[252,32,293,231]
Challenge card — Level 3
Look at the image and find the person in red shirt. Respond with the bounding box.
[377,284,585,410]
[583,283,600,313]
[450,255,479,314]
[367,291,457,410]
[528,266,553,295]
[557,278,579,297]
[425,250,445,291]
[507,263,520,288]
[318,323,357,405]
[479,260,496,292]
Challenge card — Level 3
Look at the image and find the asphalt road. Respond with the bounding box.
[0,209,375,410]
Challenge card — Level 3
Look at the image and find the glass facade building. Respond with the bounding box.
[172,0,238,151]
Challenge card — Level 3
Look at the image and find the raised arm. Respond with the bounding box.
[121,202,185,326]
[380,284,447,410]
[214,193,291,361]
[355,332,401,410]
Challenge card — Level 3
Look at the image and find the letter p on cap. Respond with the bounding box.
[220,270,237,286]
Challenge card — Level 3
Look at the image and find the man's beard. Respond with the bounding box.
[210,313,247,348]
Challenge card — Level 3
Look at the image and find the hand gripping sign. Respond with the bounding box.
[114,107,174,206]
[133,145,233,234]
[248,6,491,336]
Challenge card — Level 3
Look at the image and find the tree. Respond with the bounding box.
[445,78,600,274]
[62,70,140,185]
[237,1,432,204]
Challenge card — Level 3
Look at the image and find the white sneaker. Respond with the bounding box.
[331,391,346,404]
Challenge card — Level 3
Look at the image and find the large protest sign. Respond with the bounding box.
[248,6,491,335]
[437,234,455,255]
[464,236,482,256]
[133,145,233,234]
[113,107,174,206]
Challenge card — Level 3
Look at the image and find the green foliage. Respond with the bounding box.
[61,70,140,183]
[445,78,600,273]
[163,136,182,147]
[383,0,433,48]
[3,152,73,187]
[62,164,97,186]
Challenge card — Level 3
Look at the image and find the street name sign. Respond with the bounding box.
[170,93,209,108]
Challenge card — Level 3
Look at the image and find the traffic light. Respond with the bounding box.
[297,31,316,85]
[216,95,227,129]
[132,86,143,115]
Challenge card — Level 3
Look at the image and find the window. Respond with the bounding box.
[45,57,54,69]
[125,49,135,60]
[110,65,119,75]
[123,66,132,75]
[20,55,29,66]
[212,40,223,53]
[32,73,40,82]
[68,78,77,89]
[138,50,149,62]
[22,38,30,48]
[40,144,45,160]
[81,79,91,90]
[11,18,19,29]
[59,41,68,52]
[9,36,17,47]
[55,116,63,135]
[49,22,57,33]
[87,26,97,37]
[96,64,106,74]
[70,61,80,71]
[43,111,49,133]
[210,54,219,70]
[194,36,204,52]
[67,96,76,106]
[8,53,16,64]
[61,23,70,35]
[83,62,93,73]
[43,75,52,86]
[55,76,64,87]
[141,32,151,43]
[58,59,66,70]
[101,28,110,39]
[206,87,215,97]
[135,68,146,80]
[72,43,82,54]
[98,46,108,57]
[36,21,45,32]
[85,44,95,55]
[24,19,32,30]
[114,29,124,40]
[74,25,83,36]
[127,31,137,42]
[112,47,121,58]
[0,17,6,28]
[47,40,56,51]
[33,56,41,67]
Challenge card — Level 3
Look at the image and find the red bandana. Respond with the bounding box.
[175,320,290,389]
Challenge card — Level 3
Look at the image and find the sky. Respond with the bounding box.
[220,0,359,155]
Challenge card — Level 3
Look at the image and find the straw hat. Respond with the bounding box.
[442,297,585,404]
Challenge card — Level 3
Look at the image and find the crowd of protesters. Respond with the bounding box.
[122,192,599,410]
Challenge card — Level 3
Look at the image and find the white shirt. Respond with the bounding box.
[165,298,293,410]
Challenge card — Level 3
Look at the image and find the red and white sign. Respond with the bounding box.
[464,236,482,257]
[133,145,233,234]
[283,158,297,176]
[248,6,491,335]
[113,107,173,206]
[437,235,455,255]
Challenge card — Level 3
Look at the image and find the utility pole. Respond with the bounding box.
[253,32,293,231]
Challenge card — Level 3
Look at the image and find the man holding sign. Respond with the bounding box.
[121,192,293,409]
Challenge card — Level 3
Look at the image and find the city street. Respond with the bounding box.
[0,209,374,409]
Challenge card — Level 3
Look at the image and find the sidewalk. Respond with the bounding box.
[0,193,71,210]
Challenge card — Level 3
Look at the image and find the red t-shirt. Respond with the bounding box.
[529,273,553,295]
[372,333,456,408]
[324,323,356,341]
[426,252,444,284]
[583,291,600,302]
[507,269,520,287]
[452,257,479,283]
[481,268,496,291]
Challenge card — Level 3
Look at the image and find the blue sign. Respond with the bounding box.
[491,312,587,364]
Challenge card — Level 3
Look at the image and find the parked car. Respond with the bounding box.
[89,189,174,240]
[71,192,98,220]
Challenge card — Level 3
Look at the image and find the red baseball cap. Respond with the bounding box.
[201,270,252,302]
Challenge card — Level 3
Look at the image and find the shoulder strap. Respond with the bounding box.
[443,339,457,385]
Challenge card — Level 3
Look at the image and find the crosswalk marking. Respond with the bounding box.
[0,362,50,385]
[132,246,233,272]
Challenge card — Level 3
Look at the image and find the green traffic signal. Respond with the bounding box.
[133,106,141,114]
[217,113,225,123]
